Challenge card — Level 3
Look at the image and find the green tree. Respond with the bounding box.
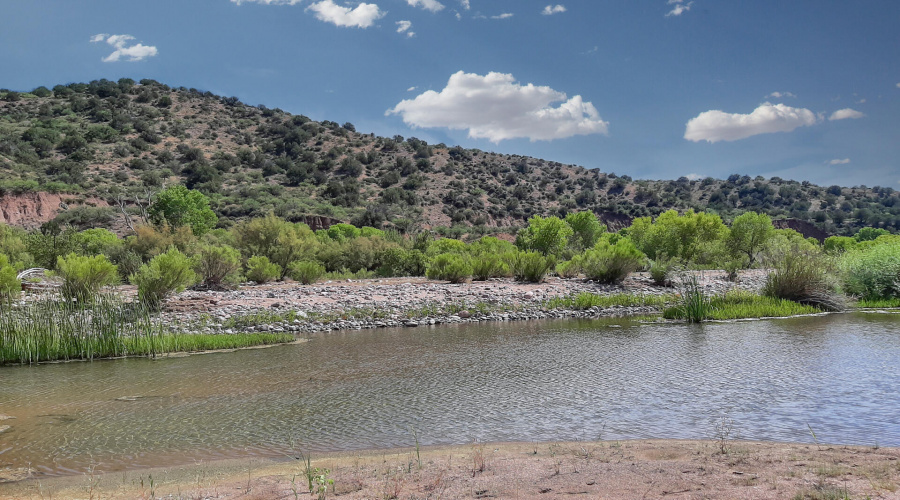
[515,215,573,257]
[854,227,890,242]
[726,212,775,266]
[149,185,217,236]
[233,213,318,278]
[628,210,727,265]
[564,211,606,252]
[130,248,197,310]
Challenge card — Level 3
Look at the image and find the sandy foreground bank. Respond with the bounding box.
[2,440,898,499]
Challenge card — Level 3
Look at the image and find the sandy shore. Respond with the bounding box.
[3,439,898,499]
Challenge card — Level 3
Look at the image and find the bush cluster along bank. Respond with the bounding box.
[2,188,900,363]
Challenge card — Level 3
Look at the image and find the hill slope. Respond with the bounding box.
[1,79,898,236]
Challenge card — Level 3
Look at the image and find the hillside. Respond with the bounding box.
[1,79,898,236]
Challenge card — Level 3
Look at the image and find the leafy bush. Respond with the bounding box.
[574,238,646,284]
[515,215,573,257]
[193,244,242,289]
[149,185,218,236]
[840,241,900,301]
[511,250,555,283]
[233,214,317,278]
[72,228,121,257]
[471,254,510,281]
[246,255,282,284]
[127,225,197,262]
[377,248,427,277]
[130,248,197,310]
[649,254,677,286]
[426,253,472,283]
[56,253,119,303]
[763,249,844,311]
[288,260,325,284]
[555,260,580,279]
[0,254,21,302]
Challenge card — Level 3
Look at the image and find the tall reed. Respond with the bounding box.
[0,294,292,365]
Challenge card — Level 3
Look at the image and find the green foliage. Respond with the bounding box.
[25,224,77,269]
[511,250,555,283]
[323,223,361,241]
[726,211,774,266]
[149,185,218,236]
[234,213,317,277]
[471,253,510,281]
[854,227,890,242]
[823,236,856,254]
[0,224,31,268]
[376,247,427,277]
[564,211,606,252]
[544,292,672,310]
[515,215,573,256]
[763,248,843,311]
[649,254,677,286]
[72,228,121,257]
[426,253,472,283]
[246,255,282,284]
[840,240,900,300]
[193,244,242,289]
[573,237,646,284]
[426,237,468,256]
[663,289,817,321]
[667,275,712,323]
[0,255,21,303]
[131,248,198,310]
[127,225,197,262]
[628,210,728,265]
[288,260,325,284]
[56,253,119,303]
[467,236,517,256]
[555,259,580,278]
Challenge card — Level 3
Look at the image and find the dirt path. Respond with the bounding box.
[4,440,898,499]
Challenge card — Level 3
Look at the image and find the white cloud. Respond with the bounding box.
[896,83,900,88]
[459,0,470,9]
[492,12,513,19]
[307,0,384,28]
[666,0,692,17]
[828,158,851,165]
[685,173,703,181]
[230,0,304,4]
[828,108,865,121]
[407,86,418,92]
[387,70,609,142]
[684,102,819,143]
[542,5,566,15]
[407,0,443,12]
[766,91,795,99]
[396,20,415,37]
[91,34,158,62]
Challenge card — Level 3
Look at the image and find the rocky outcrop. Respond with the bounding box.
[0,192,110,229]
[293,215,345,231]
[598,211,633,232]
[773,218,830,242]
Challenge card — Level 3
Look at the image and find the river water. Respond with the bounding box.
[1,313,898,476]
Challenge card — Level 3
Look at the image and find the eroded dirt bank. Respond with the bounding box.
[3,440,898,499]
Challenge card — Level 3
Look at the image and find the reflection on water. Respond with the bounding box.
[0,313,898,476]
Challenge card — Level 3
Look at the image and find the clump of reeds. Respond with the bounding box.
[0,294,292,365]
[762,250,845,311]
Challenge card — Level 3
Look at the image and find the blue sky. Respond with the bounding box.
[2,0,898,187]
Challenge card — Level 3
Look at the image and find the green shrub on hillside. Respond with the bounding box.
[193,244,242,289]
[246,255,281,284]
[288,260,325,285]
[0,255,21,303]
[56,253,119,303]
[840,241,900,301]
[426,253,472,283]
[131,248,197,310]
[574,238,646,284]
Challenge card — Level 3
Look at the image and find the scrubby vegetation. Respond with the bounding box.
[1,80,899,235]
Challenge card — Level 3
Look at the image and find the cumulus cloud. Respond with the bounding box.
[459,0,470,9]
[90,34,158,62]
[666,0,692,17]
[828,158,851,165]
[407,0,443,12]
[230,0,304,4]
[387,71,609,142]
[828,108,865,121]
[306,0,384,28]
[542,5,566,15]
[396,20,415,37]
[684,102,819,143]
[766,91,795,99]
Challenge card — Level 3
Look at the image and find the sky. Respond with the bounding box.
[1,0,898,188]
